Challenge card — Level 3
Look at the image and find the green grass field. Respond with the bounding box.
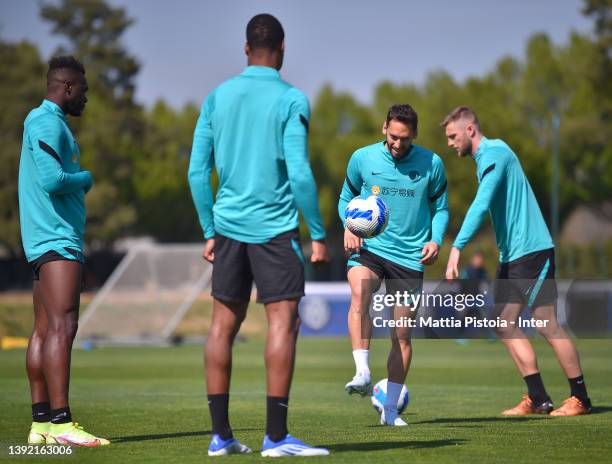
[1,337,611,463]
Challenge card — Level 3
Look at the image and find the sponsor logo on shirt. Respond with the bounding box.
[381,187,415,197]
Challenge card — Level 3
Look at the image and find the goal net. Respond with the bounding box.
[76,243,211,346]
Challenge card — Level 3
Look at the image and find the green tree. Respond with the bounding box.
[581,0,612,50]
[309,84,378,241]
[307,19,611,269]
[41,0,139,102]
[133,100,201,241]
[0,40,45,257]
[41,0,142,247]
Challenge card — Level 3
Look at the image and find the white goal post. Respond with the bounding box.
[75,243,212,346]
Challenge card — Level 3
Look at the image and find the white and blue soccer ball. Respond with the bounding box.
[344,195,389,238]
[370,378,409,414]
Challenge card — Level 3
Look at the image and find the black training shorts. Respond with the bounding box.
[211,229,305,304]
[30,248,84,281]
[347,249,423,296]
[494,248,557,308]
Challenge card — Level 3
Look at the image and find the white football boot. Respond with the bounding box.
[344,373,372,397]
[380,407,408,426]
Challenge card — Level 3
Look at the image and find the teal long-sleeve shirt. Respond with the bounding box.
[18,99,93,262]
[338,142,449,272]
[453,137,553,262]
[188,66,326,243]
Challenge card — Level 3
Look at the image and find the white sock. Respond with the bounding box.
[384,381,403,412]
[352,349,370,377]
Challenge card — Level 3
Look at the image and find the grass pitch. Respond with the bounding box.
[1,337,611,463]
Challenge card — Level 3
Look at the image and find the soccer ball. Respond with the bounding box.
[344,195,389,238]
[371,378,409,414]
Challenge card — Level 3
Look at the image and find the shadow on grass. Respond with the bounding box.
[413,416,548,425]
[325,438,466,453]
[413,406,612,424]
[110,430,212,443]
[109,429,263,443]
[110,428,261,443]
[591,405,612,414]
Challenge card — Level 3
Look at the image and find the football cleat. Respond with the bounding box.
[345,374,372,397]
[208,434,252,456]
[28,422,50,445]
[550,397,592,416]
[501,394,553,416]
[261,434,329,457]
[380,408,408,426]
[46,422,109,446]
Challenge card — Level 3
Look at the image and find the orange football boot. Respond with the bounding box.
[550,396,591,416]
[502,394,553,416]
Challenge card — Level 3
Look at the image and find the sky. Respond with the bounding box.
[0,0,593,109]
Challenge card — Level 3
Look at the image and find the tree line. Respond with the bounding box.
[1,0,610,277]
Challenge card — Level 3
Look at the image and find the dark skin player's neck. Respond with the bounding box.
[45,93,68,114]
[247,49,282,70]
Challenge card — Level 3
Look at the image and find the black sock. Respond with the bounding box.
[266,396,289,442]
[208,394,232,440]
[568,375,591,406]
[523,373,550,404]
[32,402,51,423]
[50,407,72,424]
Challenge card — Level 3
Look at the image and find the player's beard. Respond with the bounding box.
[386,141,411,159]
[66,98,85,117]
[459,139,472,157]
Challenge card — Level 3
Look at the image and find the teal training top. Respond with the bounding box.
[338,142,449,272]
[188,66,326,243]
[453,137,554,262]
[18,99,93,262]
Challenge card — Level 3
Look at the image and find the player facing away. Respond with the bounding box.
[18,56,109,446]
[338,104,449,426]
[188,14,330,457]
[443,106,591,416]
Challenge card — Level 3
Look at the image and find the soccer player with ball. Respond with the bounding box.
[443,106,591,416]
[338,104,449,426]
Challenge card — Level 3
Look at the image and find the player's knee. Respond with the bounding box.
[535,321,561,339]
[350,282,372,304]
[48,315,78,339]
[494,323,515,338]
[394,338,411,351]
[399,334,411,346]
[269,315,300,338]
[209,319,242,339]
[391,332,411,346]
[31,323,47,341]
